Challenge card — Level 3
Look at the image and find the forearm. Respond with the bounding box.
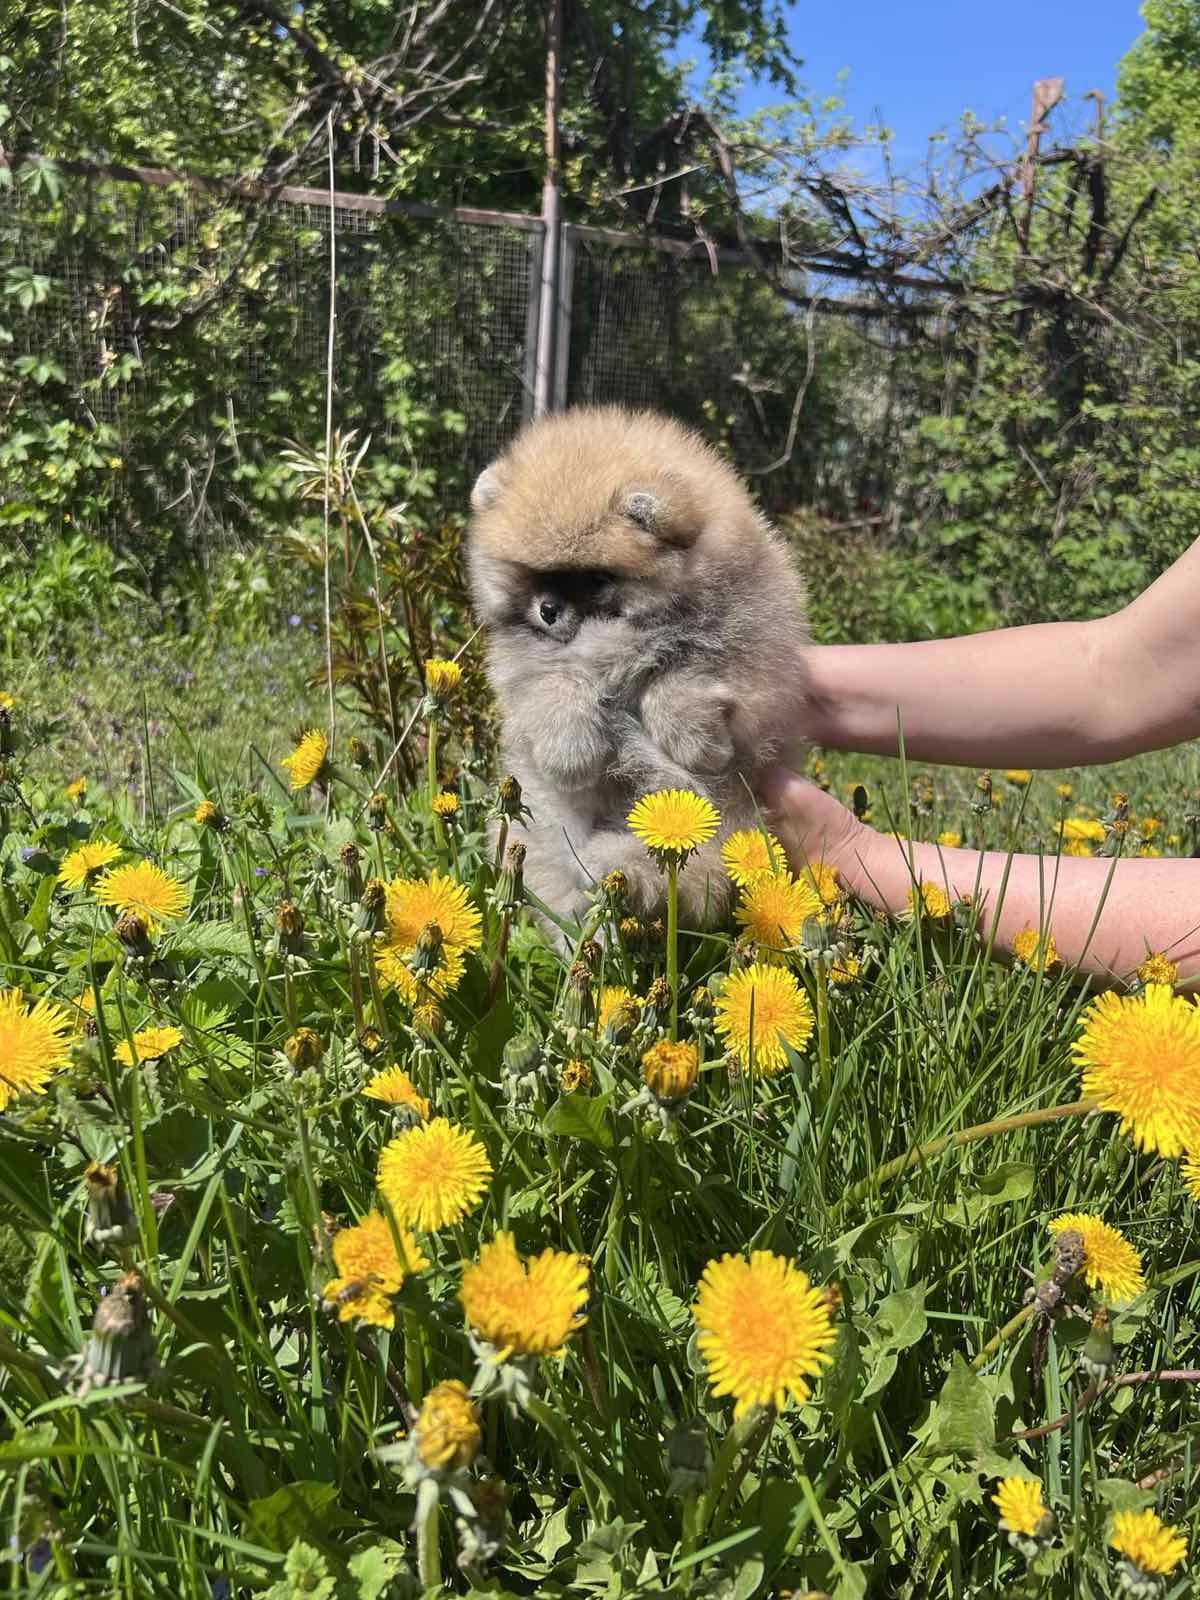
[847,833,1200,985]
[803,622,1121,766]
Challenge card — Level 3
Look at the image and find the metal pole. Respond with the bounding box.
[533,0,563,416]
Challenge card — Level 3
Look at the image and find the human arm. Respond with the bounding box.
[803,538,1200,767]
[762,768,1200,986]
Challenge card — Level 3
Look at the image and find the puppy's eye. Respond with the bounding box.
[539,599,560,626]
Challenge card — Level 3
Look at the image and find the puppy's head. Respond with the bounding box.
[467,406,763,638]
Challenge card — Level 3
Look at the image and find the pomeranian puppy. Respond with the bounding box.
[467,405,809,925]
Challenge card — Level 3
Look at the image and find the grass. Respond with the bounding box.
[2,613,1200,1600]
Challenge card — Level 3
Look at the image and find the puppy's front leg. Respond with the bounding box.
[638,673,737,782]
[522,673,614,791]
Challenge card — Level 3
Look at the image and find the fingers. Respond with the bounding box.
[758,763,861,869]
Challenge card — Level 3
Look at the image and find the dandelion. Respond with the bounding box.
[376,873,482,1001]
[1182,1155,1200,1201]
[803,860,843,908]
[992,1477,1050,1541]
[66,777,88,803]
[193,800,227,831]
[735,871,824,956]
[1048,1213,1145,1302]
[280,729,329,790]
[114,1026,184,1067]
[906,881,952,921]
[641,1039,699,1104]
[378,1118,492,1231]
[1004,769,1032,786]
[627,789,720,866]
[1109,1509,1186,1585]
[936,830,962,849]
[321,1213,426,1329]
[1055,783,1073,800]
[362,1066,430,1122]
[0,691,15,711]
[413,1380,480,1473]
[693,1251,836,1416]
[721,829,786,887]
[423,658,462,702]
[1073,984,1200,1156]
[460,1231,589,1359]
[57,840,121,891]
[560,1059,593,1093]
[0,989,72,1112]
[284,1028,324,1071]
[1011,925,1059,971]
[431,792,460,819]
[1137,952,1178,987]
[1061,817,1106,845]
[713,963,814,1076]
[94,860,188,929]
[828,953,862,986]
[598,986,636,1031]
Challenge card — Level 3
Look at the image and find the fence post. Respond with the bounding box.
[532,0,563,416]
[553,224,576,411]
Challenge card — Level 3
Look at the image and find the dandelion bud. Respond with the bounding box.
[413,1379,481,1473]
[970,771,993,814]
[562,960,595,1031]
[641,977,672,1028]
[276,900,306,953]
[347,736,371,772]
[285,1028,324,1072]
[1079,1305,1114,1381]
[641,1039,698,1106]
[356,1026,385,1060]
[492,774,532,825]
[578,938,602,973]
[407,921,445,979]
[192,799,228,832]
[422,658,462,709]
[83,1161,138,1252]
[503,1031,543,1079]
[1136,951,1178,988]
[820,1282,844,1319]
[618,914,645,947]
[730,936,758,970]
[431,791,460,822]
[560,1058,593,1094]
[67,1272,156,1396]
[689,984,714,1021]
[600,869,628,907]
[493,840,525,912]
[337,841,363,905]
[367,792,389,832]
[354,878,388,937]
[114,911,153,960]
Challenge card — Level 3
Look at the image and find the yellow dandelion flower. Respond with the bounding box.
[992,1477,1047,1538]
[0,692,15,712]
[362,1066,430,1121]
[431,791,460,818]
[0,989,72,1111]
[414,1379,480,1472]
[1139,817,1163,838]
[598,986,635,1029]
[280,729,329,790]
[1138,952,1178,987]
[828,953,862,986]
[641,1039,699,1103]
[66,777,88,803]
[424,657,463,700]
[114,1025,184,1067]
[322,1212,426,1329]
[1109,1509,1186,1578]
[736,871,824,954]
[94,860,188,929]
[1048,1213,1145,1302]
[1004,769,1032,786]
[693,1251,836,1416]
[627,789,720,864]
[376,872,482,1001]
[460,1230,589,1358]
[57,840,121,891]
[1073,984,1200,1156]
[1062,839,1093,857]
[936,830,962,849]
[906,880,952,921]
[1182,1154,1200,1201]
[713,963,814,1076]
[1011,925,1059,971]
[377,1117,492,1231]
[802,860,842,907]
[721,829,786,887]
[1061,817,1106,844]
[1055,783,1073,800]
[560,1058,593,1093]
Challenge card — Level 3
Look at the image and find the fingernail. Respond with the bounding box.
[758,764,807,814]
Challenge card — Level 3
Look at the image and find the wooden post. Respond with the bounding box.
[1018,77,1064,249]
[533,0,563,416]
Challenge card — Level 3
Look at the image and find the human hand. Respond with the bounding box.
[758,765,872,880]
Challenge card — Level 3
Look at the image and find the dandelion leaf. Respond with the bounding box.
[930,1356,995,1457]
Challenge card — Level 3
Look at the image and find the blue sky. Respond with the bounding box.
[680,1,1146,173]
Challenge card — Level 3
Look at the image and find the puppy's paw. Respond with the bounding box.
[641,678,736,777]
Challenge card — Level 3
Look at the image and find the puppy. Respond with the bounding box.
[467,405,809,925]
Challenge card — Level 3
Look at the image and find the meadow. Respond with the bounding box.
[2,576,1199,1600]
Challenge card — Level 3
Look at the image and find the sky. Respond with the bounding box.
[679,0,1147,174]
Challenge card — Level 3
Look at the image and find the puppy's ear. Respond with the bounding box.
[471,465,506,512]
[620,476,700,546]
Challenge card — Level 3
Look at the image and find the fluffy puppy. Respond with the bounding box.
[467,405,809,924]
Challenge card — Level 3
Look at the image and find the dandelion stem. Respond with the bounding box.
[972,1302,1036,1370]
[403,1306,424,1407]
[667,858,680,1040]
[414,1481,441,1589]
[814,960,831,1097]
[840,1098,1098,1209]
[690,1404,772,1548]
[426,715,443,850]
